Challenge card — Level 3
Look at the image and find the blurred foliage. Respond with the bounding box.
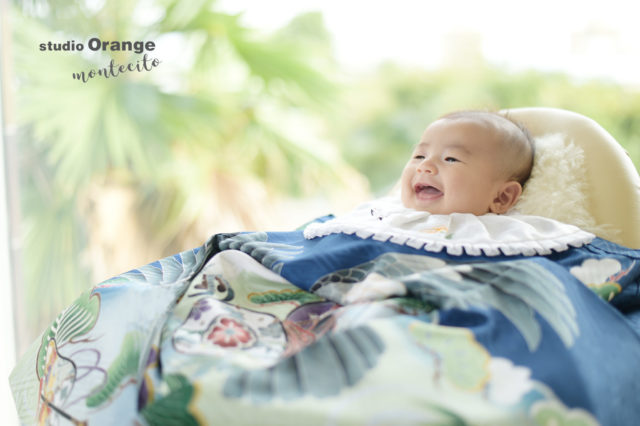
[7,0,640,349]
[337,64,640,194]
[9,0,357,343]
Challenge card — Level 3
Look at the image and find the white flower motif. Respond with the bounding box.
[570,258,621,285]
[486,358,534,405]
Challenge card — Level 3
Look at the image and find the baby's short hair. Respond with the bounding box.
[439,110,535,186]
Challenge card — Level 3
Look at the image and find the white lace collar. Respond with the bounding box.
[303,197,595,257]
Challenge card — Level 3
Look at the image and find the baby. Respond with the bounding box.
[400,110,534,215]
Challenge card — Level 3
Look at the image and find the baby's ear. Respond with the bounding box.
[490,181,522,214]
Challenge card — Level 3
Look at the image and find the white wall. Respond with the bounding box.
[0,0,19,423]
[0,118,19,423]
[0,103,18,424]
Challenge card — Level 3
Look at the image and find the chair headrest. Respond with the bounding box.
[504,107,640,249]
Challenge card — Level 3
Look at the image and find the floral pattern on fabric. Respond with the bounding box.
[570,257,637,301]
[9,231,640,425]
[207,317,256,348]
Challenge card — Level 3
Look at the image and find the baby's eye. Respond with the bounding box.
[444,157,459,163]
[413,154,425,160]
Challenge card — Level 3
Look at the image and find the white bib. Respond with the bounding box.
[304,197,595,256]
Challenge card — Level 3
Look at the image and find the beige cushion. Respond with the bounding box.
[503,107,640,249]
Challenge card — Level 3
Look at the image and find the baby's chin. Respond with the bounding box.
[400,199,489,215]
[401,199,446,215]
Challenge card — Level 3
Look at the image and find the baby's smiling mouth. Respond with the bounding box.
[414,183,443,200]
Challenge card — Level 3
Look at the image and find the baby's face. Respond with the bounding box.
[400,118,511,215]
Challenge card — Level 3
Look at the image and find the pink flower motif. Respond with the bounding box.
[207,317,255,348]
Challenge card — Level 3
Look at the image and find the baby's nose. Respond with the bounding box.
[417,159,436,174]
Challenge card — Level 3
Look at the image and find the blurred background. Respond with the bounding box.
[2,0,640,407]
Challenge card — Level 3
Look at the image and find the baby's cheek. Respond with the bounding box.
[400,163,414,181]
[399,184,412,207]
